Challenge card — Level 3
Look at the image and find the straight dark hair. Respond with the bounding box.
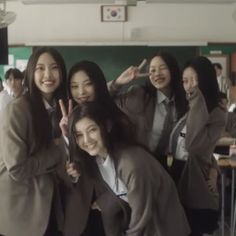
[183,56,219,112]
[24,47,67,150]
[145,52,188,119]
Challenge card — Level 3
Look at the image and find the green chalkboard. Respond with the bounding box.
[55,46,198,81]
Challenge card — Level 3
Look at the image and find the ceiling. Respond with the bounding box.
[3,0,234,4]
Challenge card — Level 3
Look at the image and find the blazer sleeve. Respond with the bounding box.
[185,88,226,156]
[0,99,63,182]
[118,148,157,236]
[108,82,147,114]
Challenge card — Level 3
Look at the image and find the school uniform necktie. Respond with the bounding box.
[155,100,174,157]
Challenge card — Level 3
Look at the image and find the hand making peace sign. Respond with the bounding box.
[115,59,150,86]
[59,99,73,137]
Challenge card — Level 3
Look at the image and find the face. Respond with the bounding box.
[34,52,61,102]
[70,71,95,105]
[74,117,107,158]
[214,66,222,77]
[149,56,172,93]
[6,74,23,97]
[182,67,198,94]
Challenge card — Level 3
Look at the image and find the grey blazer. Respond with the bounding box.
[63,145,190,236]
[0,96,66,236]
[169,88,226,210]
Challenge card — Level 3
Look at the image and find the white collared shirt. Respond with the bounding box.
[96,155,128,202]
[149,90,176,151]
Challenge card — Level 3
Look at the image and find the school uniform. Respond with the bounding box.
[169,88,227,234]
[0,95,66,236]
[63,145,190,236]
[110,84,177,168]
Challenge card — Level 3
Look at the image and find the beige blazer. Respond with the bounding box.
[0,96,65,236]
[63,145,190,236]
[170,88,227,210]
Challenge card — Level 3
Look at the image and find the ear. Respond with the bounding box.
[106,120,112,133]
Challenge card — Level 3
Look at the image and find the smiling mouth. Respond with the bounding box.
[78,97,89,102]
[42,80,55,86]
[86,143,96,150]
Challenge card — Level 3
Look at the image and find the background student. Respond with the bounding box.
[64,102,190,236]
[0,47,67,236]
[168,56,226,236]
[108,52,188,169]
[0,68,25,111]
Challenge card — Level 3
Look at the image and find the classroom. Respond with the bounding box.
[1,1,236,236]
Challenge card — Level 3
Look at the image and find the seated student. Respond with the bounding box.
[63,102,190,236]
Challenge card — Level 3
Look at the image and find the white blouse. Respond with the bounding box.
[96,155,128,202]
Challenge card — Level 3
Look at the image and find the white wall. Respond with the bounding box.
[5,1,236,45]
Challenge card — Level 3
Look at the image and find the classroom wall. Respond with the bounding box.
[5,1,236,46]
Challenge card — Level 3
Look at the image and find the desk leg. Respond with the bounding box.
[231,169,235,236]
[221,171,225,236]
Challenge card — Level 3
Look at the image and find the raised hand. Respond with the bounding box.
[59,99,73,137]
[115,59,149,86]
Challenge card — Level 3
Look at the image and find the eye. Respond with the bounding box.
[149,69,156,73]
[74,132,82,139]
[160,66,167,70]
[51,65,59,70]
[35,66,44,71]
[88,127,97,133]
[70,84,78,89]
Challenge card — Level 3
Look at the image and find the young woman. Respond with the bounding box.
[65,102,190,236]
[60,60,135,236]
[108,52,188,169]
[0,47,67,236]
[168,56,226,236]
[60,60,134,144]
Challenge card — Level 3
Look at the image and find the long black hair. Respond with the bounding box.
[183,56,220,112]
[145,52,188,119]
[68,60,135,141]
[24,46,67,150]
[68,102,134,174]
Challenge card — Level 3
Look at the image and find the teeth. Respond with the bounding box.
[43,81,54,85]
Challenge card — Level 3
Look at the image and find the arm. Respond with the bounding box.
[1,99,63,182]
[107,59,148,96]
[118,149,156,236]
[185,88,226,156]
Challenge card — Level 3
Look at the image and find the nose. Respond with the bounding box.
[78,85,85,95]
[44,68,51,79]
[83,133,91,145]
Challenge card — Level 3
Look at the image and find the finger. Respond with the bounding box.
[138,59,147,70]
[68,99,73,115]
[136,72,150,78]
[59,99,67,117]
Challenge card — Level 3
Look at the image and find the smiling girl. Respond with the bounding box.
[65,102,190,236]
[108,52,188,170]
[0,47,67,236]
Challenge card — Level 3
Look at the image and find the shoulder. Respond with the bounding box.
[119,84,153,113]
[3,95,31,122]
[209,106,227,126]
[115,145,154,170]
